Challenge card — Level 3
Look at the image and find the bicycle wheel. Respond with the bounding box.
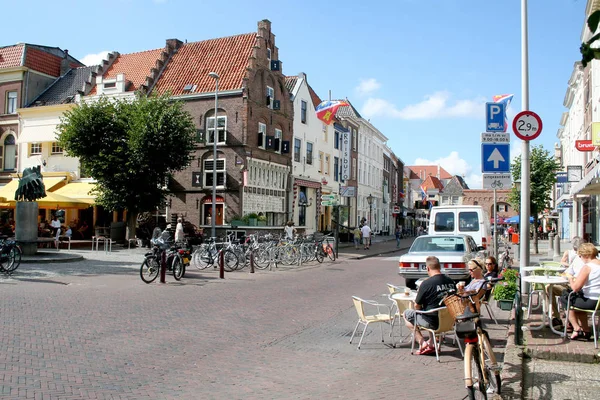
[315,247,324,263]
[4,245,22,273]
[172,256,184,281]
[140,256,160,284]
[192,248,212,270]
[467,347,488,400]
[253,248,271,270]
[481,331,502,394]
[325,244,336,261]
[223,250,238,271]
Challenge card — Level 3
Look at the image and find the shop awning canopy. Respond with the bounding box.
[5,191,91,209]
[504,215,535,224]
[0,179,20,202]
[17,125,58,143]
[52,181,96,205]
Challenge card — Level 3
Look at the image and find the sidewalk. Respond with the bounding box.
[336,234,414,259]
[499,239,600,400]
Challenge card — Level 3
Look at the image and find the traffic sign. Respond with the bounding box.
[321,194,336,201]
[485,102,506,132]
[512,110,542,141]
[481,143,510,173]
[481,132,510,143]
[339,186,356,197]
[483,173,512,189]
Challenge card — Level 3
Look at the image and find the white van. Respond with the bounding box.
[427,206,491,251]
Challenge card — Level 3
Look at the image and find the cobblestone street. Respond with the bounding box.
[0,248,509,399]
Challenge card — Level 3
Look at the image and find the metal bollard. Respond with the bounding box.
[219,251,225,279]
[548,232,554,251]
[160,250,167,283]
[554,234,561,258]
[250,252,255,273]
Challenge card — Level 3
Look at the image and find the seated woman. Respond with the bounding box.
[484,256,499,279]
[559,243,600,340]
[462,259,487,293]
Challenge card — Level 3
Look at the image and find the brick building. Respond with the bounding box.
[462,189,517,222]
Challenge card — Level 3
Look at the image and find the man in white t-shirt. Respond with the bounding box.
[50,216,61,235]
[361,224,372,249]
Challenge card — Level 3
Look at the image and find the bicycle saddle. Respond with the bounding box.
[456,307,479,321]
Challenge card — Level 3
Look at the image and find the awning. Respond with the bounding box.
[0,179,20,202]
[571,162,600,195]
[52,181,96,204]
[43,177,67,191]
[17,125,59,143]
[6,191,91,209]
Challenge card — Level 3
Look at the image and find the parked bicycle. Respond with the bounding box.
[192,237,239,271]
[0,238,22,275]
[498,245,512,272]
[140,229,184,283]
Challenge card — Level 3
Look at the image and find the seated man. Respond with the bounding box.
[403,256,456,355]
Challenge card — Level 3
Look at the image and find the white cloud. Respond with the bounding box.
[361,91,486,120]
[80,51,110,67]
[355,78,381,96]
[413,151,482,189]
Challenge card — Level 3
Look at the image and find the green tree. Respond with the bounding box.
[57,94,197,236]
[581,10,600,67]
[507,145,560,254]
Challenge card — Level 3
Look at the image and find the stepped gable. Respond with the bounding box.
[89,48,165,95]
[443,175,469,194]
[153,33,257,96]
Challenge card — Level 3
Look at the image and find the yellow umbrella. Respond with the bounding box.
[8,192,91,209]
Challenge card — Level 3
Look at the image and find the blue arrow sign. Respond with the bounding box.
[482,143,510,173]
[485,102,506,132]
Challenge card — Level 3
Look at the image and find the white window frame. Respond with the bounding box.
[306,142,313,165]
[258,122,266,148]
[30,143,42,155]
[294,138,301,162]
[207,116,227,145]
[51,142,63,154]
[204,158,226,188]
[274,128,282,153]
[7,91,17,114]
[266,86,274,109]
[325,154,330,175]
[300,100,307,123]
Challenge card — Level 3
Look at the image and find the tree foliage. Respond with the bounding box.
[581,10,600,67]
[507,145,560,217]
[57,94,197,215]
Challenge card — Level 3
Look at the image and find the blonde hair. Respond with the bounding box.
[469,258,484,270]
[577,243,598,259]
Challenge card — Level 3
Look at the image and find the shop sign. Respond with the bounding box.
[576,140,595,152]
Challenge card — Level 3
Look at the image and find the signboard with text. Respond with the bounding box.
[341,130,351,180]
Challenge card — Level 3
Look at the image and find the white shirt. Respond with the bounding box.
[565,249,585,276]
[284,225,295,239]
[361,225,371,238]
[175,222,184,242]
[582,263,600,300]
[51,220,61,229]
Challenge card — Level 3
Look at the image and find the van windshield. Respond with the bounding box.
[459,211,479,232]
[433,212,454,232]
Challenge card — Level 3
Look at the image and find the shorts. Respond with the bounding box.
[559,290,598,310]
[404,309,437,330]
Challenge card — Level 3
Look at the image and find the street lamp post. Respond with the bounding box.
[367,194,374,229]
[208,72,219,239]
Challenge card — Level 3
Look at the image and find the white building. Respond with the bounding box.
[357,119,386,232]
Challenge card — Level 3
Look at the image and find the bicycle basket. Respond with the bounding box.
[443,295,471,320]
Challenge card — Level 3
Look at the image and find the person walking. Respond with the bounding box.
[395,226,402,248]
[361,223,371,250]
[352,226,361,250]
[175,218,185,242]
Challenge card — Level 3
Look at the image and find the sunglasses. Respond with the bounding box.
[469,268,478,272]
[485,262,494,265]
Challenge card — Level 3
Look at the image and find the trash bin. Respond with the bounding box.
[110,222,126,242]
[511,233,519,244]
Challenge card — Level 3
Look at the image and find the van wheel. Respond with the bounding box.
[405,279,417,290]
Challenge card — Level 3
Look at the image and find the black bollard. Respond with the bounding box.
[160,250,167,283]
[250,251,255,273]
[219,251,225,279]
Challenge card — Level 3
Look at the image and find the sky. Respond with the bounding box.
[3,0,587,188]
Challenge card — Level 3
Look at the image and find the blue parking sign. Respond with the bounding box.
[485,102,506,132]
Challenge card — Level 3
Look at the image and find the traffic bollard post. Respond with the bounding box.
[219,251,225,279]
[250,251,255,273]
[160,250,167,283]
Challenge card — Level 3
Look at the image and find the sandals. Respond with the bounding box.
[570,330,591,341]
[416,343,435,355]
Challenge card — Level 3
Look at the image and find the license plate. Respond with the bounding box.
[419,263,427,270]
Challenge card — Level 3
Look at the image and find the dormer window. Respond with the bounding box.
[104,82,116,89]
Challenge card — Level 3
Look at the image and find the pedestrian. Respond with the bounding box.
[352,226,361,249]
[175,218,185,242]
[284,221,296,240]
[395,226,402,248]
[361,223,371,250]
[50,215,61,235]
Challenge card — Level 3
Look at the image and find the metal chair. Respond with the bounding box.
[562,293,600,349]
[410,307,463,362]
[350,296,393,349]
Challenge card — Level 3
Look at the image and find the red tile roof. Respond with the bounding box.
[421,175,444,191]
[307,84,322,109]
[24,47,62,76]
[153,33,257,96]
[407,165,452,180]
[89,48,164,95]
[0,44,24,69]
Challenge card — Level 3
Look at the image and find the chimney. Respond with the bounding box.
[60,49,70,76]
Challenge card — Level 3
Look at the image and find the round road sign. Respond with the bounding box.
[512,111,542,141]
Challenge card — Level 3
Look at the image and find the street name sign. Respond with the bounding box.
[485,102,506,132]
[481,143,510,173]
[512,110,542,141]
[483,173,512,189]
[339,186,356,197]
[481,132,510,143]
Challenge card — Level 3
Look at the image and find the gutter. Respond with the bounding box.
[170,89,243,101]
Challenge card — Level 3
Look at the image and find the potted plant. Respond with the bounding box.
[493,268,519,311]
[257,214,267,227]
[229,215,244,227]
[243,213,259,226]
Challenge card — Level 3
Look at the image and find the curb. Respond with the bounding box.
[342,246,409,260]
[497,310,526,399]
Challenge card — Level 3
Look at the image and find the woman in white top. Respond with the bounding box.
[560,243,600,340]
[284,221,296,240]
[175,218,185,242]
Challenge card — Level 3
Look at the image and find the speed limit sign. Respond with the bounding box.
[512,111,542,141]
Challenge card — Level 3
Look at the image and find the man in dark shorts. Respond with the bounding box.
[403,256,456,355]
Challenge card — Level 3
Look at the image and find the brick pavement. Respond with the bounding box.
[0,242,510,399]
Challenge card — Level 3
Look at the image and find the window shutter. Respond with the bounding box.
[282,140,290,153]
[270,60,280,71]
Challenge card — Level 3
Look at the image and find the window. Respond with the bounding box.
[6,91,17,114]
[51,142,63,154]
[334,131,340,149]
[459,212,479,232]
[274,128,282,153]
[319,151,323,172]
[306,142,313,165]
[325,154,330,175]
[2,134,16,171]
[267,48,271,62]
[30,143,42,155]
[352,129,357,150]
[294,138,301,162]
[266,86,274,109]
[301,100,307,123]
[497,204,509,212]
[258,122,266,148]
[207,116,226,144]
[334,157,339,181]
[204,158,226,187]
[434,212,454,232]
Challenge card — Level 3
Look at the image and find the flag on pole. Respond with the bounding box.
[315,100,349,125]
[420,185,427,205]
[492,94,514,132]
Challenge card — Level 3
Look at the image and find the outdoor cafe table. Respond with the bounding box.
[522,265,566,273]
[521,275,568,336]
[390,291,418,344]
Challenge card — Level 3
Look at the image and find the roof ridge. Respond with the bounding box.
[183,32,256,46]
[119,47,165,57]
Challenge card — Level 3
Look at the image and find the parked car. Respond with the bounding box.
[398,234,486,289]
